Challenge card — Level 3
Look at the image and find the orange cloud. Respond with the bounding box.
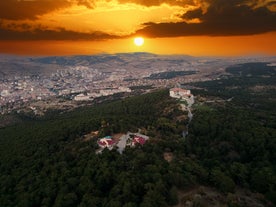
[0,1,194,40]
[0,0,275,41]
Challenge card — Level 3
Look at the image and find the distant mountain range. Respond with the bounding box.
[0,53,275,78]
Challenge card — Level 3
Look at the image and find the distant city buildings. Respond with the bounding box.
[2,53,266,114]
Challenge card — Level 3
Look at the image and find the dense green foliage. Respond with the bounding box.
[185,62,276,202]
[0,90,186,207]
[0,62,275,206]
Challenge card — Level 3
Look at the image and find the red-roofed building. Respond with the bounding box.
[98,137,115,148]
[132,136,146,145]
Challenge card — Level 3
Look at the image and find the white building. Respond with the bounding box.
[1,90,10,97]
[169,88,191,99]
[74,93,92,101]
[119,87,131,93]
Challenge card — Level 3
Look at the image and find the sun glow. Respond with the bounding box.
[134,37,144,46]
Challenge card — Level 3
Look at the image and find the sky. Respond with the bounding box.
[0,0,275,56]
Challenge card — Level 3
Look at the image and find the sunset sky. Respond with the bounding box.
[0,0,275,56]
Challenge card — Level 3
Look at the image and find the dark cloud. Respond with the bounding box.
[0,25,119,40]
[76,0,96,9]
[117,0,196,7]
[267,1,276,7]
[183,8,204,19]
[135,0,276,36]
[0,0,73,20]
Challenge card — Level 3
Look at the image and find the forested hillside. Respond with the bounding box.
[0,62,275,207]
[0,90,186,207]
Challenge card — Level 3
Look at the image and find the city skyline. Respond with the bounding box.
[0,0,276,56]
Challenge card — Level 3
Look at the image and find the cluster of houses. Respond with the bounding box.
[97,132,149,153]
[74,87,131,101]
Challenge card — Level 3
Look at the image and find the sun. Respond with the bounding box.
[134,37,144,46]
